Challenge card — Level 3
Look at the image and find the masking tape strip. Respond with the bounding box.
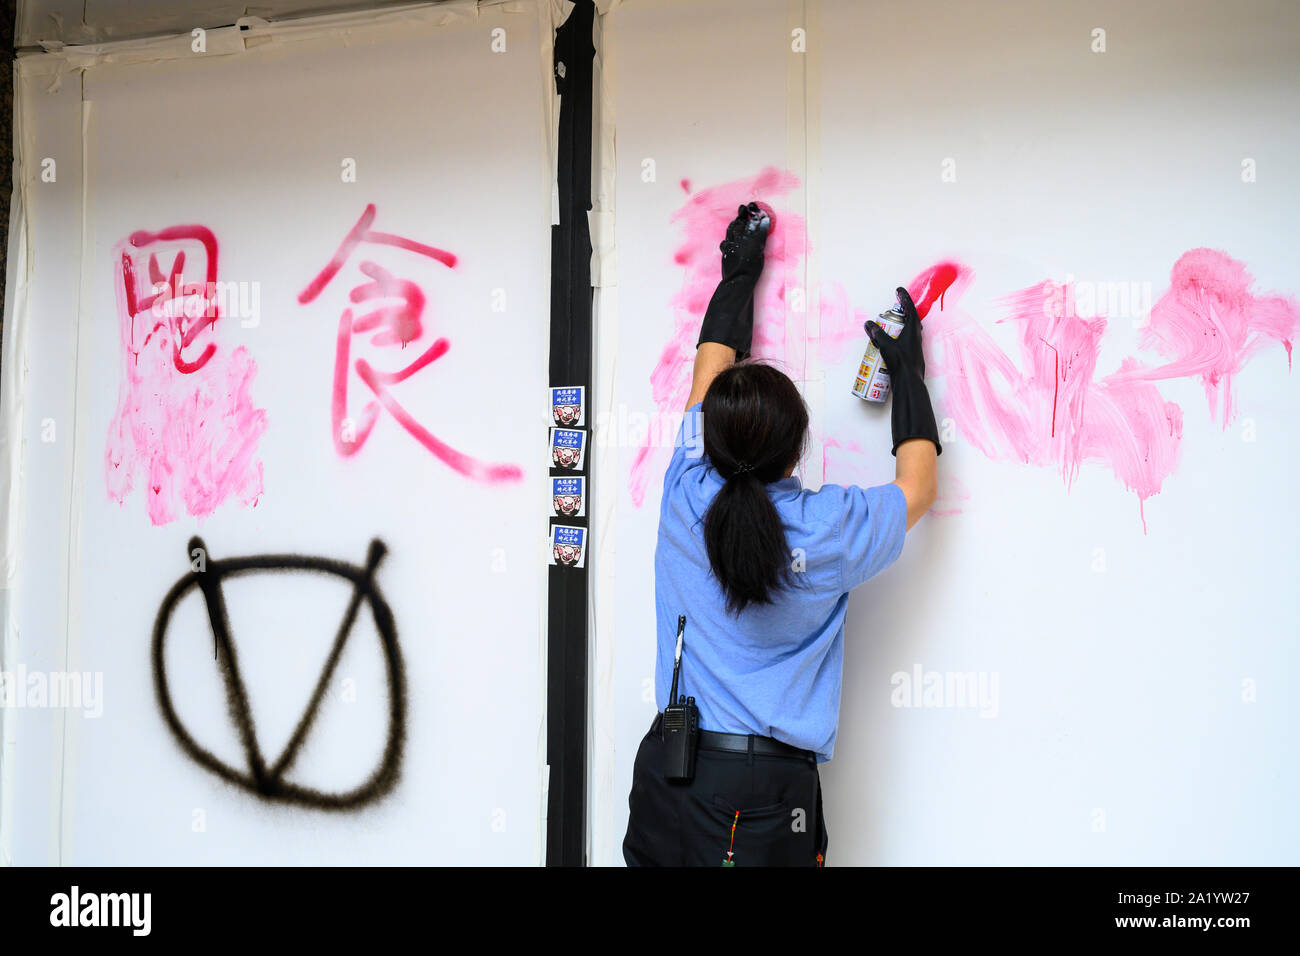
[0,69,35,867]
[14,1,523,81]
[52,78,95,866]
[586,0,620,868]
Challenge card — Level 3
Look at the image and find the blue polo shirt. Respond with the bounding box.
[654,402,908,763]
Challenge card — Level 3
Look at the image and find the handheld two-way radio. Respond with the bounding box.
[662,614,701,782]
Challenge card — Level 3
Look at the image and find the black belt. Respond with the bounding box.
[652,712,815,762]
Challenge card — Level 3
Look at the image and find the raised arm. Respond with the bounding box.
[865,286,941,530]
[895,439,938,529]
[686,343,737,409]
[685,202,771,410]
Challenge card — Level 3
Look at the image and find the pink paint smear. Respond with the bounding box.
[628,168,863,506]
[1111,248,1299,425]
[925,261,1190,530]
[106,226,267,525]
[628,169,1296,533]
[924,252,1297,529]
[923,263,1184,531]
[815,260,1149,522]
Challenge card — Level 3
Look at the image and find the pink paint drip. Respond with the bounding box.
[909,261,961,320]
[1113,248,1299,426]
[629,168,860,507]
[924,265,1183,531]
[106,228,266,525]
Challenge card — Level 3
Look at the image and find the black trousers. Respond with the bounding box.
[622,715,828,867]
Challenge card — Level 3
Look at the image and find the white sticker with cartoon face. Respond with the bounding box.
[551,476,586,517]
[551,386,585,427]
[550,427,587,471]
[549,524,586,568]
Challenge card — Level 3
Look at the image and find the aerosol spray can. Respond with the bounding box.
[851,303,905,402]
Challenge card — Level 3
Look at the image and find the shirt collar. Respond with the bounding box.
[769,475,803,499]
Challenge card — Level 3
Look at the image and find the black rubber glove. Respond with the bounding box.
[865,286,942,456]
[697,202,771,360]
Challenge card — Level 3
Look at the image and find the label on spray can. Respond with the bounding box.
[851,308,905,403]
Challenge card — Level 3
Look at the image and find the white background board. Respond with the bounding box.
[4,0,1297,868]
[4,4,555,864]
[594,0,1299,865]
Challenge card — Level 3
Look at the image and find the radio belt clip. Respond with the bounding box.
[663,614,701,782]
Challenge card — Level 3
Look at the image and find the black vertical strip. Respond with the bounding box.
[546,0,594,867]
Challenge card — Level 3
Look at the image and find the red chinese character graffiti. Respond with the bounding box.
[298,204,523,484]
[107,225,267,525]
[120,225,221,373]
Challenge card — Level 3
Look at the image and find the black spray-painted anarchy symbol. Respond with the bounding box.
[152,537,406,811]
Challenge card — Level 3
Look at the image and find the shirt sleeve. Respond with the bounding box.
[662,402,707,492]
[837,482,908,592]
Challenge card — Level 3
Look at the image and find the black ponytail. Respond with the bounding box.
[700,363,809,614]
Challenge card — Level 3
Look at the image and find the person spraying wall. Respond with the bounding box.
[622,202,941,866]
